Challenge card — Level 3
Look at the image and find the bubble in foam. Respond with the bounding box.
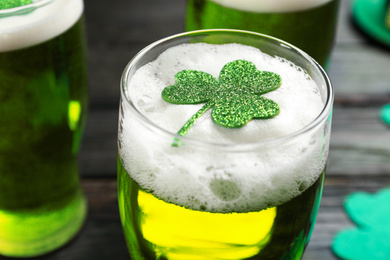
[210,178,241,201]
[120,42,329,213]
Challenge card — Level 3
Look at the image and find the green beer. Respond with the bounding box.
[118,30,333,259]
[0,0,88,257]
[118,161,325,260]
[186,0,339,67]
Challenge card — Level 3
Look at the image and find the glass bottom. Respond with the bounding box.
[0,191,87,258]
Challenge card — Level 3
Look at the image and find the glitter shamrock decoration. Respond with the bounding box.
[332,189,390,260]
[0,0,32,9]
[162,60,282,145]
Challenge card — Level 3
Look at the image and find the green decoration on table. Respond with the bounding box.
[162,60,282,145]
[386,0,390,29]
[0,0,32,9]
[332,189,390,260]
[352,0,390,47]
[381,103,390,126]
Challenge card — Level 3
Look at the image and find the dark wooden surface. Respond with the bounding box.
[4,0,390,259]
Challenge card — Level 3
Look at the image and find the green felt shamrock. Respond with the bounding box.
[332,189,390,260]
[0,0,32,10]
[381,103,390,127]
[162,60,282,144]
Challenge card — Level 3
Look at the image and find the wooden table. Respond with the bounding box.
[3,0,390,259]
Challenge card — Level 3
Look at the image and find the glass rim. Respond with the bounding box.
[120,29,334,151]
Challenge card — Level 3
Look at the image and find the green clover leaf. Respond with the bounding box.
[0,0,32,9]
[332,189,390,260]
[162,60,282,145]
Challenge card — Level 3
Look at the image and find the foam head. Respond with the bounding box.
[210,0,334,12]
[0,0,83,52]
[128,43,324,144]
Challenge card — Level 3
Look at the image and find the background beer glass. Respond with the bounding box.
[186,0,340,68]
[0,0,88,257]
[118,30,333,259]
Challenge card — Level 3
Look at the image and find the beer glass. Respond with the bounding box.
[0,0,88,257]
[186,0,340,69]
[118,29,333,259]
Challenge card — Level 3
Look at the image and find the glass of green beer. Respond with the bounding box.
[118,29,333,259]
[186,0,340,69]
[0,0,88,257]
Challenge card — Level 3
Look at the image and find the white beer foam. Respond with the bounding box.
[211,0,333,12]
[119,43,330,213]
[0,0,83,52]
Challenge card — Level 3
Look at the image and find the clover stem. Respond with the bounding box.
[172,100,215,147]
